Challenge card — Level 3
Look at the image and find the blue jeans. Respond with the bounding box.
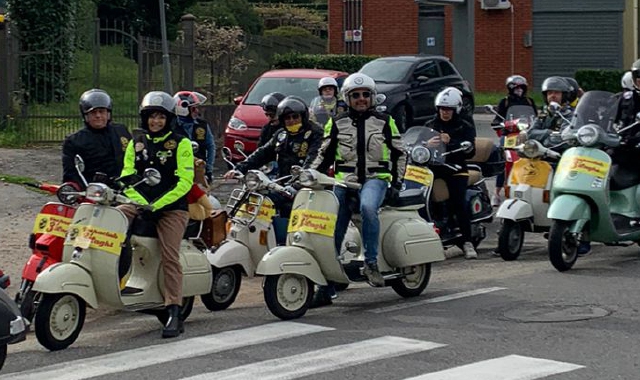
[333,178,388,264]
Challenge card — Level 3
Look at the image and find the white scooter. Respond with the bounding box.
[31,156,219,351]
[257,168,445,320]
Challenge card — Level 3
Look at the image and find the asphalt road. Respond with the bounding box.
[3,114,638,379]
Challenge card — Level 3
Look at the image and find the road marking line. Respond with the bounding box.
[180,336,446,380]
[403,354,584,380]
[369,287,507,313]
[0,322,333,380]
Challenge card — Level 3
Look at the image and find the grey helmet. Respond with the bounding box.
[139,91,176,131]
[563,77,580,104]
[79,89,112,118]
[260,92,286,114]
[541,76,571,104]
[276,96,309,124]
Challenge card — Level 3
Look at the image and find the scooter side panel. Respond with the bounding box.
[208,240,254,277]
[32,262,98,308]
[552,147,611,207]
[380,212,445,268]
[256,246,329,286]
[547,194,591,221]
[496,199,534,224]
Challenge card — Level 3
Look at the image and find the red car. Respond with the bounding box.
[225,69,349,161]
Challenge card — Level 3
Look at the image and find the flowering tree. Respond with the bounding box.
[195,20,252,102]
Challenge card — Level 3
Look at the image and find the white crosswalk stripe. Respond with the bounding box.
[180,336,446,380]
[369,287,507,314]
[0,322,333,380]
[0,322,585,380]
[403,354,584,380]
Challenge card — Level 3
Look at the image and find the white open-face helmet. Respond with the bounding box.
[621,71,634,91]
[317,77,339,94]
[173,91,207,117]
[341,73,377,106]
[435,87,463,113]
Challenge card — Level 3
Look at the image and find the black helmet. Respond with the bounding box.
[541,76,571,104]
[631,59,640,89]
[276,96,309,124]
[261,92,286,114]
[563,77,580,104]
[79,89,112,117]
[139,91,176,131]
[505,75,528,96]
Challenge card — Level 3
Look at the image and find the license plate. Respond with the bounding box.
[514,191,523,198]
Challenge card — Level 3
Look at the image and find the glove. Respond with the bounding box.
[283,185,298,199]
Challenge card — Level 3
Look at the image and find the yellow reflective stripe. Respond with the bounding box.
[323,118,333,137]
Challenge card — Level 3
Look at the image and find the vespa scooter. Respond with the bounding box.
[546,91,640,271]
[256,168,445,320]
[0,272,27,371]
[32,156,218,351]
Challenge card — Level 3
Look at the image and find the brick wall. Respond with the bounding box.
[328,0,419,55]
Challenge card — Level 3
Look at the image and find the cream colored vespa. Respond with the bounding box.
[31,156,216,351]
[257,168,445,320]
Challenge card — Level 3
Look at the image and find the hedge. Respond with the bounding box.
[574,69,626,93]
[272,53,380,73]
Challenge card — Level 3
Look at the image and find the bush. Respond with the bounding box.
[273,53,379,73]
[264,26,314,38]
[574,69,626,93]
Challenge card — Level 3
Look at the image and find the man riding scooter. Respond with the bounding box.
[310,72,407,307]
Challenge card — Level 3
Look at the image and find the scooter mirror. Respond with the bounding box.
[484,104,495,113]
[143,168,161,186]
[635,112,640,122]
[460,141,474,153]
[74,155,85,173]
[234,141,247,158]
[221,147,235,169]
[548,102,561,114]
[262,161,276,174]
[375,93,387,104]
[191,141,199,154]
[290,165,302,177]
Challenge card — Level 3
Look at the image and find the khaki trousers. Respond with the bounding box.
[119,204,188,306]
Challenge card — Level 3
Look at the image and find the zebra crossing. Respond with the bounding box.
[0,321,584,380]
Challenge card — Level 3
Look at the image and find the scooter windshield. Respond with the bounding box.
[570,91,617,131]
[309,96,332,127]
[403,126,445,165]
[505,105,537,130]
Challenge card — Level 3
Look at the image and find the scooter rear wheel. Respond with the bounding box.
[390,263,432,298]
[35,293,85,351]
[548,220,578,272]
[498,220,525,261]
[264,274,313,320]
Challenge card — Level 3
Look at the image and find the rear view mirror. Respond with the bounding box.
[191,141,199,154]
[233,96,243,105]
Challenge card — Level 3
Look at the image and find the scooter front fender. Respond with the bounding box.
[547,194,591,222]
[496,199,534,230]
[32,262,98,308]
[208,240,254,276]
[256,246,327,286]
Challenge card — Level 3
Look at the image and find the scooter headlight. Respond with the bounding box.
[244,171,260,191]
[85,183,108,203]
[576,125,599,146]
[522,140,540,158]
[410,146,431,164]
[299,170,317,187]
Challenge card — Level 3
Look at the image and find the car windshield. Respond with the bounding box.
[243,77,325,106]
[359,59,413,83]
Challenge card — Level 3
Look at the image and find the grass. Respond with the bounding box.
[0,173,39,186]
[474,92,544,110]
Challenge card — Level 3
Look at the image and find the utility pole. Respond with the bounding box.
[159,0,173,94]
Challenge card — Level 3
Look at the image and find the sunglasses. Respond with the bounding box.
[283,114,301,121]
[349,91,371,100]
[438,107,455,112]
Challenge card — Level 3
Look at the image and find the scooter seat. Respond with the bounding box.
[386,188,426,207]
[468,169,482,186]
[610,164,640,191]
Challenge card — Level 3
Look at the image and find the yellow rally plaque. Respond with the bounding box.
[65,224,126,255]
[503,134,518,148]
[510,159,552,188]
[558,155,609,179]
[288,209,337,237]
[32,214,72,238]
[404,165,433,186]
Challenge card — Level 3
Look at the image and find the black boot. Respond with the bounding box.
[162,304,183,338]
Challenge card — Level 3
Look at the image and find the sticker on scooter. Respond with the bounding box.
[557,155,609,179]
[504,135,518,148]
[511,160,552,188]
[404,165,433,186]
[288,209,337,237]
[32,214,72,238]
[64,225,126,255]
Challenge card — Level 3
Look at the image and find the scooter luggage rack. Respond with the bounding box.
[226,188,264,225]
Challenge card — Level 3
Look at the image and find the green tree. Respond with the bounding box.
[187,0,263,35]
[8,0,79,103]
[97,0,198,40]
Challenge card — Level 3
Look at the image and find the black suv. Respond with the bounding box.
[358,55,474,131]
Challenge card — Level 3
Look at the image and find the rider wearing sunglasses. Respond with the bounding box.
[310,73,407,307]
[258,92,286,146]
[224,96,323,218]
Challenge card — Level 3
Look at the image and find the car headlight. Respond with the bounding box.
[228,117,247,131]
[85,183,108,203]
[299,170,317,187]
[576,125,599,146]
[410,146,431,164]
[244,171,260,191]
[522,140,540,158]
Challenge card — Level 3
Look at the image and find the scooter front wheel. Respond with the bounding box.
[390,263,432,298]
[498,220,525,261]
[35,293,86,351]
[201,266,242,311]
[548,220,578,272]
[263,274,313,320]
